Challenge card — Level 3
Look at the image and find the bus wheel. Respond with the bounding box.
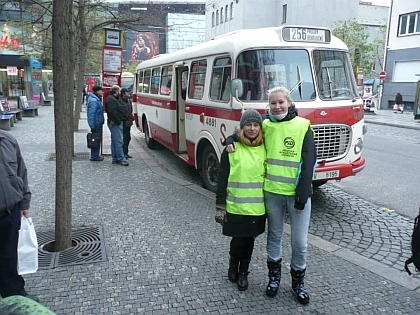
[144,119,157,149]
[313,180,327,188]
[201,145,219,193]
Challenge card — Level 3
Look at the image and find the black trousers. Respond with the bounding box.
[229,237,255,261]
[123,126,131,155]
[0,204,25,297]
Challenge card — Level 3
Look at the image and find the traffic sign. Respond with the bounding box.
[379,71,386,80]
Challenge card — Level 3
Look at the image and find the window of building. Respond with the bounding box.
[220,8,223,23]
[151,67,160,94]
[216,10,219,25]
[143,69,151,93]
[282,4,287,24]
[210,57,232,102]
[212,12,215,27]
[225,5,228,22]
[189,60,207,99]
[160,65,173,95]
[399,11,420,36]
[230,2,234,20]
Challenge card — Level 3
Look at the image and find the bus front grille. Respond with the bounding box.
[312,125,351,161]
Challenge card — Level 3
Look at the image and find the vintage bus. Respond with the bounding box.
[132,26,366,192]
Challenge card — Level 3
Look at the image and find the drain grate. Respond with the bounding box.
[45,152,90,161]
[37,226,107,269]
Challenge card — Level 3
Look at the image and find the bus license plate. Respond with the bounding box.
[313,170,340,180]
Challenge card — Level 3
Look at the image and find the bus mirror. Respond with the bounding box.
[231,79,243,99]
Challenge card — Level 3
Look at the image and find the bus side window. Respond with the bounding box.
[189,60,207,100]
[210,56,232,102]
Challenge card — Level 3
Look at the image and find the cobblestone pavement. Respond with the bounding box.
[3,103,420,314]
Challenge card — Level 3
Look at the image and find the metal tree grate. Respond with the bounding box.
[37,226,107,269]
[45,152,90,161]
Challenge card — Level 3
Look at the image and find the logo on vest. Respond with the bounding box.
[284,137,295,149]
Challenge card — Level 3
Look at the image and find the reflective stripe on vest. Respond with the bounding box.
[263,116,310,196]
[226,142,266,216]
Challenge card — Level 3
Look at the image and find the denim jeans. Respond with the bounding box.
[108,123,126,163]
[265,191,311,270]
[90,125,103,160]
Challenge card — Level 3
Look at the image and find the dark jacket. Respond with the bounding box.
[119,97,134,128]
[395,93,403,105]
[0,131,31,215]
[87,93,104,129]
[105,94,124,125]
[216,146,266,238]
[225,104,317,210]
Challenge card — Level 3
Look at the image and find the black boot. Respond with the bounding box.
[291,267,310,305]
[237,259,250,291]
[266,259,282,297]
[228,255,239,282]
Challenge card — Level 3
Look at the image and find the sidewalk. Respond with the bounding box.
[364,109,420,130]
[4,101,420,314]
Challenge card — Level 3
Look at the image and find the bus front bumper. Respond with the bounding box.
[313,156,366,181]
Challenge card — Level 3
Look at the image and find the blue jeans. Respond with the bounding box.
[265,191,311,270]
[90,125,103,160]
[108,123,126,163]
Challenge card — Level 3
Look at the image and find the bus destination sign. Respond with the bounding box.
[282,27,331,43]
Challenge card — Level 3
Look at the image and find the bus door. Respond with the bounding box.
[175,66,189,153]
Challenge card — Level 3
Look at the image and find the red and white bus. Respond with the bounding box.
[132,26,366,192]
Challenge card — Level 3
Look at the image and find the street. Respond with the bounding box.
[330,123,420,219]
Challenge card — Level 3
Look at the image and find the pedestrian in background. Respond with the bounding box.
[82,84,88,104]
[225,86,316,304]
[215,109,266,292]
[394,92,404,113]
[87,86,105,161]
[0,130,37,301]
[119,88,134,159]
[105,85,128,166]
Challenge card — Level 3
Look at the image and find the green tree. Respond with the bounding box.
[332,19,376,76]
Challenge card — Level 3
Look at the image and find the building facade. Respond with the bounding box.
[381,0,420,110]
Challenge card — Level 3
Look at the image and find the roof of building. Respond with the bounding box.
[358,4,389,26]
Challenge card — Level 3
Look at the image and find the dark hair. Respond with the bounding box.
[93,86,103,92]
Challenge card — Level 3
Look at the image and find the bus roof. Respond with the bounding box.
[135,25,348,71]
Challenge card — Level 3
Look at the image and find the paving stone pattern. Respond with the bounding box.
[4,104,420,314]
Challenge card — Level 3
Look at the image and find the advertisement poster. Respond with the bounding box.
[124,31,160,65]
[103,48,122,73]
[102,73,120,88]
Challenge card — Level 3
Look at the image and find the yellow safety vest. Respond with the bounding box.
[263,116,310,196]
[226,142,266,216]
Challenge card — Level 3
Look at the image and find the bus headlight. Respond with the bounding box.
[354,138,363,154]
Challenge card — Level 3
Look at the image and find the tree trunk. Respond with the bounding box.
[73,0,88,132]
[52,0,74,251]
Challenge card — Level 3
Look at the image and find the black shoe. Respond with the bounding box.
[119,161,129,166]
[237,272,249,291]
[228,256,239,282]
[266,259,282,297]
[125,154,132,158]
[291,267,310,305]
[112,160,117,164]
[90,157,104,161]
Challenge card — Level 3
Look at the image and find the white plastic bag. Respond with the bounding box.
[17,217,38,275]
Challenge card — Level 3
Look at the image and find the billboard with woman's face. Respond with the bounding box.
[124,31,160,64]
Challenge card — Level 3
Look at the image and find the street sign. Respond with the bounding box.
[379,71,386,80]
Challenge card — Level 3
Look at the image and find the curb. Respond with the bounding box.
[365,119,420,131]
[129,129,420,291]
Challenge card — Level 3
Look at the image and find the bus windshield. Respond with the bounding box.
[236,49,357,101]
[313,50,358,100]
[237,49,315,101]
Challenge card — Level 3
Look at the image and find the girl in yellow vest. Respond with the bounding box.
[225,87,316,304]
[215,109,267,291]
